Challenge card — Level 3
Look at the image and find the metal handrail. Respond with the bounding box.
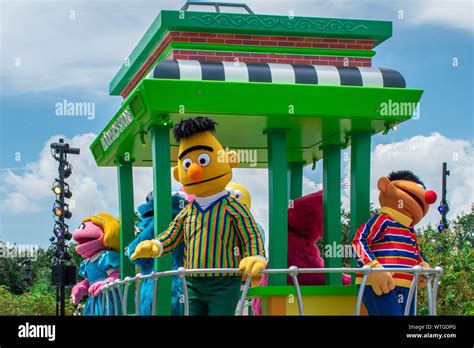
[94,266,443,316]
[180,1,255,14]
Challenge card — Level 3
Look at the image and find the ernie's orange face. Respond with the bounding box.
[377,176,437,226]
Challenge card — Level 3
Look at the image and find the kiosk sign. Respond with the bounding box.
[100,107,134,151]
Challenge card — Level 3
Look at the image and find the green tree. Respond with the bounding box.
[0,243,28,294]
[416,212,473,315]
[0,241,81,315]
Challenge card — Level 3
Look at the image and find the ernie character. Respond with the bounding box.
[131,117,266,315]
[352,170,437,315]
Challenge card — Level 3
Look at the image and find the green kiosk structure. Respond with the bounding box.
[90,3,422,315]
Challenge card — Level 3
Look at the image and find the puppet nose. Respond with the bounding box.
[425,190,437,204]
[188,163,204,182]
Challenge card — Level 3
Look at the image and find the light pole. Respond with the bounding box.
[50,138,80,316]
[437,162,450,232]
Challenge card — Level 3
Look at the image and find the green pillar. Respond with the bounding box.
[289,162,304,200]
[117,159,135,313]
[322,144,342,285]
[266,129,289,285]
[151,125,173,315]
[350,132,371,269]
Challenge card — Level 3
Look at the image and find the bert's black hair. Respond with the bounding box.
[387,170,425,188]
[173,117,217,142]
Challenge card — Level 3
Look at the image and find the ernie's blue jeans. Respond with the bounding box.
[359,285,415,316]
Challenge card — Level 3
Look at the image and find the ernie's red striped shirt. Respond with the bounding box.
[352,210,427,288]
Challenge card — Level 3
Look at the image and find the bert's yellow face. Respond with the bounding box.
[173,131,238,197]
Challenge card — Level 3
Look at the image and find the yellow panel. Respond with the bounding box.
[264,296,287,316]
[285,294,365,316]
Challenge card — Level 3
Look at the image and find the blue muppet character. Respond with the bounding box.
[127,191,188,315]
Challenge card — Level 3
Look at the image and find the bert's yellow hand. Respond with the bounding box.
[130,240,161,260]
[239,256,266,276]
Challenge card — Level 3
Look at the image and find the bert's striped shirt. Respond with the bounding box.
[352,209,428,288]
[155,193,265,277]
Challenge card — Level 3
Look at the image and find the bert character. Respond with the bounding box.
[131,117,266,315]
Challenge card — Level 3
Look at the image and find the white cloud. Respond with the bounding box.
[303,175,323,196]
[1,0,471,96]
[231,168,269,249]
[405,0,473,33]
[370,132,474,226]
[304,132,474,227]
[0,0,181,96]
[0,133,157,232]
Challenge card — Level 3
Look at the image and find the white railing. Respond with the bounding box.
[93,265,443,316]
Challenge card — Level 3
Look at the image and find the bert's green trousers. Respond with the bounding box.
[186,276,242,316]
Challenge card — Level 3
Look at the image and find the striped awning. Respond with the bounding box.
[151,60,406,88]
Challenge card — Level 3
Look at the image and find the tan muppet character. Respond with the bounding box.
[131,117,266,315]
[226,181,267,287]
[352,170,437,315]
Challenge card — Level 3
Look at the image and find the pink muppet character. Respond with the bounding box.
[252,191,351,315]
[71,213,121,315]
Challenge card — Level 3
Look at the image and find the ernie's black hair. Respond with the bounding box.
[173,117,217,142]
[387,170,425,188]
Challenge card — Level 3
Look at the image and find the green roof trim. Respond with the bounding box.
[109,10,392,95]
[92,79,422,168]
[246,285,359,297]
[171,41,376,58]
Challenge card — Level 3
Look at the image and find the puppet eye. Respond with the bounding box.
[171,191,188,199]
[226,187,234,195]
[234,190,242,200]
[182,158,193,171]
[146,191,153,202]
[77,223,85,230]
[172,190,187,200]
[417,184,425,189]
[197,153,211,167]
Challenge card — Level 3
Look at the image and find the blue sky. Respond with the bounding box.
[0,0,473,248]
